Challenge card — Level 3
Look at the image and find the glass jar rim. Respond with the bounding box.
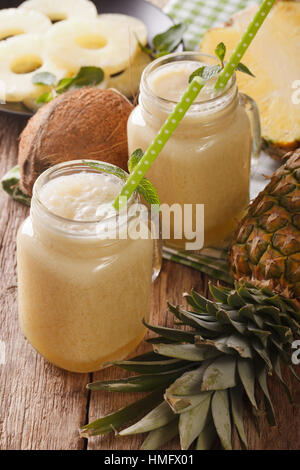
[140,51,237,111]
[32,160,138,232]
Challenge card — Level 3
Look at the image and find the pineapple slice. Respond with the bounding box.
[0,8,51,40]
[45,15,148,76]
[0,34,67,102]
[200,1,300,160]
[107,49,151,98]
[19,0,97,22]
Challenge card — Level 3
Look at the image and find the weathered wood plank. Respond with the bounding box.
[0,114,89,450]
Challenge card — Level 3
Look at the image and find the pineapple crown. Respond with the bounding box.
[80,283,300,450]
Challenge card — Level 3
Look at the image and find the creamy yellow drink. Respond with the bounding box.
[128,52,260,248]
[17,162,155,373]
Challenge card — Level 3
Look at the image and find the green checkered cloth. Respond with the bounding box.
[164,0,258,50]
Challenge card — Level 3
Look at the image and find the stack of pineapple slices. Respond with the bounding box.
[200,1,300,160]
[0,0,149,107]
[19,0,98,21]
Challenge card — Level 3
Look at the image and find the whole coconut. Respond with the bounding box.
[18,88,134,195]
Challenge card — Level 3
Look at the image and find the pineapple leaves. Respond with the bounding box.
[252,338,273,371]
[226,334,252,358]
[196,419,217,450]
[195,335,235,355]
[166,392,211,414]
[165,363,209,396]
[211,390,232,450]
[143,319,196,343]
[80,389,163,437]
[141,418,179,450]
[237,358,258,409]
[230,386,248,449]
[271,351,293,404]
[82,284,298,449]
[154,343,220,362]
[119,401,175,436]
[256,362,276,427]
[163,248,233,284]
[201,356,237,391]
[179,394,212,450]
[209,283,230,303]
[87,367,190,393]
[109,357,189,374]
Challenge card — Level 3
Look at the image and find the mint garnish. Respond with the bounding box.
[128,150,160,208]
[135,178,160,208]
[189,41,255,84]
[128,148,144,173]
[236,62,255,77]
[83,149,160,209]
[215,42,226,67]
[1,166,31,206]
[83,161,128,181]
[138,23,186,59]
[66,67,104,89]
[153,23,187,54]
[188,64,222,83]
[36,90,56,104]
[32,72,57,87]
[33,66,104,104]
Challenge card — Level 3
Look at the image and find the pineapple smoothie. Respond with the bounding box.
[128,52,260,248]
[17,162,155,373]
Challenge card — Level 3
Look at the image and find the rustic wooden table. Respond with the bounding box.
[0,0,299,451]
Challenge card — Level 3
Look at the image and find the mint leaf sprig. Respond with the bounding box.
[189,42,255,84]
[1,166,31,206]
[138,23,186,59]
[84,149,160,209]
[32,66,105,104]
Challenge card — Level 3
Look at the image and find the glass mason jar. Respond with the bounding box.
[17,161,161,373]
[127,52,261,249]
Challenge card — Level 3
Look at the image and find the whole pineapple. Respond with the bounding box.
[230,149,300,301]
[81,152,300,450]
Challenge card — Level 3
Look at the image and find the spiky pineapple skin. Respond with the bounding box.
[230,150,300,301]
[262,140,300,162]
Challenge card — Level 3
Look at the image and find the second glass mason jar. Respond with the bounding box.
[127,52,261,249]
[17,161,161,373]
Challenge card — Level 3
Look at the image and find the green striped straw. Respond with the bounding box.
[113,0,276,211]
